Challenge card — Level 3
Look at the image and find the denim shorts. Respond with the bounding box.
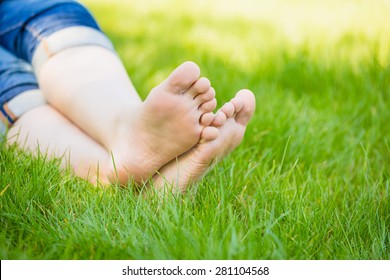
[0,0,115,136]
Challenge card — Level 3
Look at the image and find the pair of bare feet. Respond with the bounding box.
[108,61,256,193]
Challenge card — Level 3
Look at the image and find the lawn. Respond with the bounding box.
[0,0,389,259]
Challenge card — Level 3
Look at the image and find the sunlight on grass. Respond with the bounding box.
[82,0,390,70]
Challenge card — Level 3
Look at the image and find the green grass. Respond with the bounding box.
[1,0,389,259]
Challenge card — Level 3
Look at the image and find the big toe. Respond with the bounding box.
[232,89,256,126]
[163,61,200,94]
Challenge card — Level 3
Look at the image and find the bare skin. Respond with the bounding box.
[152,89,256,193]
[107,62,218,184]
[38,48,216,184]
[7,105,112,185]
[8,43,254,188]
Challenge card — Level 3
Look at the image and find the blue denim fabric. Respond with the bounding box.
[0,0,102,108]
[0,0,100,63]
[0,46,38,105]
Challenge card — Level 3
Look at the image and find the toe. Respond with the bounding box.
[194,87,215,106]
[188,77,211,98]
[200,112,214,126]
[233,89,256,126]
[211,111,227,127]
[231,96,244,113]
[200,126,219,142]
[220,101,235,118]
[199,98,217,112]
[163,61,200,93]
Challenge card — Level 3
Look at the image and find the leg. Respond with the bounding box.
[40,51,216,183]
[7,105,112,185]
[0,45,44,136]
[28,4,217,183]
[37,44,142,148]
[0,45,111,185]
[152,89,256,193]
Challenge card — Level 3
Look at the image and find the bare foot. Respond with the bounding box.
[108,61,217,184]
[152,89,256,193]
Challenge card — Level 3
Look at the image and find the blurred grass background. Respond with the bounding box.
[1,0,389,259]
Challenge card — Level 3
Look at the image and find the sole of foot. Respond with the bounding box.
[108,61,218,184]
[152,89,256,194]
